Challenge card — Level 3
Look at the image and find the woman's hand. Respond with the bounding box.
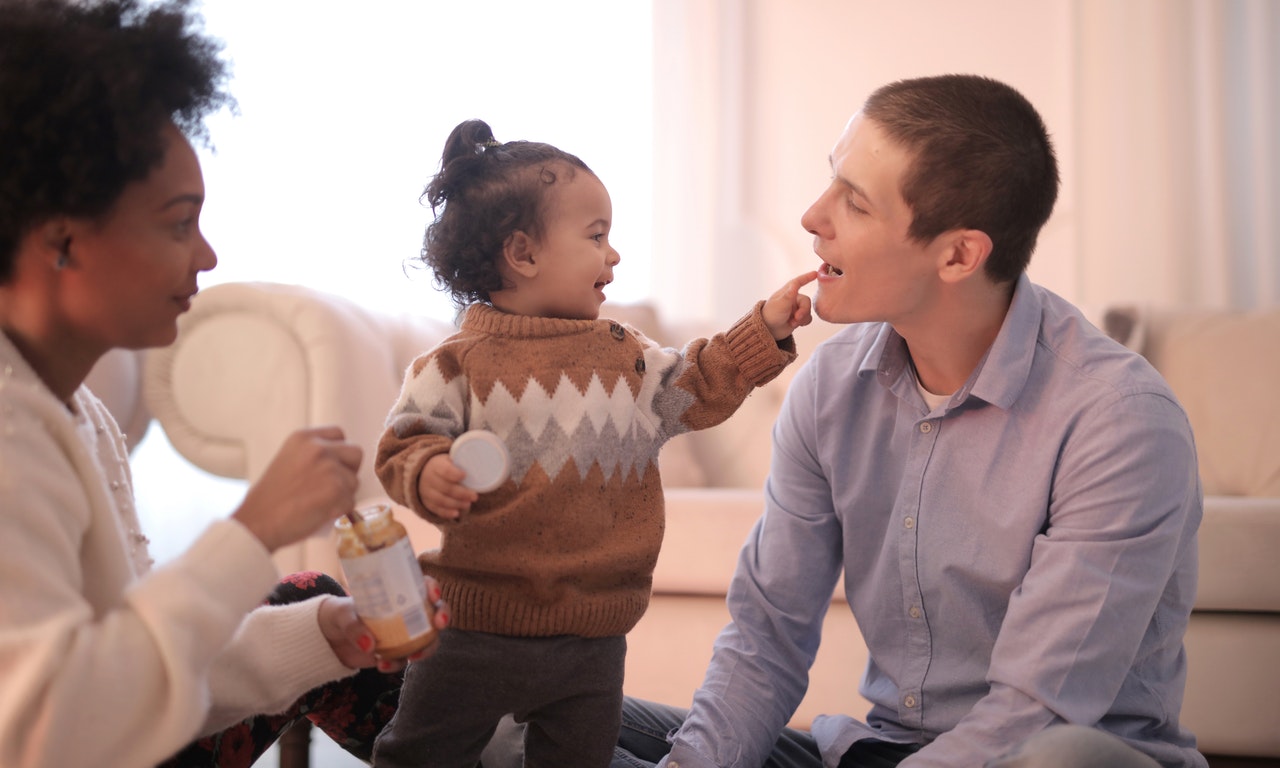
[232,426,363,552]
[317,577,451,672]
[762,271,818,340]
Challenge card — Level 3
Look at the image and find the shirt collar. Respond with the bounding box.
[859,273,1043,412]
[968,273,1041,410]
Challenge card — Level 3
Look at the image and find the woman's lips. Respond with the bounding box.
[821,262,844,277]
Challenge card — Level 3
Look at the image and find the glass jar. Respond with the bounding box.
[334,503,437,659]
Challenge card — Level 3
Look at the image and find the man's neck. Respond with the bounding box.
[897,279,1016,396]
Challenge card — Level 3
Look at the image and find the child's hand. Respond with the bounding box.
[763,271,818,340]
[416,453,479,520]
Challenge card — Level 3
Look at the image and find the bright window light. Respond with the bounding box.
[135,1,654,562]
[194,0,655,321]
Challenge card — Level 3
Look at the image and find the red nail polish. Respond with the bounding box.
[357,635,374,653]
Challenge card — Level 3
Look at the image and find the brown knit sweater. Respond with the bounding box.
[375,302,796,638]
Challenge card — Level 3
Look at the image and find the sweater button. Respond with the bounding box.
[610,322,625,340]
[634,357,646,374]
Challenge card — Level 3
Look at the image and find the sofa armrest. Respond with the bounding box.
[1196,496,1280,612]
[142,281,453,573]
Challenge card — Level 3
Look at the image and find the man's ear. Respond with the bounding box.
[938,228,993,284]
[502,231,539,278]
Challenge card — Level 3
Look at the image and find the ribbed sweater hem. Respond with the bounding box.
[440,580,650,638]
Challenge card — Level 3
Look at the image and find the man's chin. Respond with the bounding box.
[814,293,854,325]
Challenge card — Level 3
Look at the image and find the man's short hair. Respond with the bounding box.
[864,74,1059,283]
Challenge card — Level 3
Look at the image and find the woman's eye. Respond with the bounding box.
[846,197,866,214]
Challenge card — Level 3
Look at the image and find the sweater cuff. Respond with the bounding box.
[723,301,799,386]
[258,597,353,685]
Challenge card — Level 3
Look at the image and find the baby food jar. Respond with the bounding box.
[334,503,437,659]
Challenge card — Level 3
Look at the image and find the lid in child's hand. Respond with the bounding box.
[449,430,511,492]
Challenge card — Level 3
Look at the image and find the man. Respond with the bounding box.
[612,74,1205,767]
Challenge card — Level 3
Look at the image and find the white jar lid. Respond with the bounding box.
[449,430,511,492]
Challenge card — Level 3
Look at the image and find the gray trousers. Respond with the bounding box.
[374,629,625,768]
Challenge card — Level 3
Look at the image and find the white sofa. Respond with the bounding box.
[90,281,1279,763]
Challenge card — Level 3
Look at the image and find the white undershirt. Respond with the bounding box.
[915,375,951,411]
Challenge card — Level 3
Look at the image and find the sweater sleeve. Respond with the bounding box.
[201,589,353,735]
[0,433,281,768]
[0,377,355,768]
[650,300,797,436]
[375,348,470,522]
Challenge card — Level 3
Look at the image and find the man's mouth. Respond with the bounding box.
[821,263,844,277]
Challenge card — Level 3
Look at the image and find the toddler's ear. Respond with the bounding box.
[502,231,539,277]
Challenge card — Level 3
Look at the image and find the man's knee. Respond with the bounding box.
[987,725,1161,768]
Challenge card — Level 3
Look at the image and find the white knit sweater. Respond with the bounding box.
[0,333,353,768]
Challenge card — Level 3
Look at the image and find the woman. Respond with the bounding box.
[0,1,447,765]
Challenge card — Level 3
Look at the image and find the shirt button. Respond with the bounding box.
[610,322,625,340]
[634,357,646,374]
[909,605,921,619]
[919,421,933,434]
[904,516,915,529]
[904,694,917,708]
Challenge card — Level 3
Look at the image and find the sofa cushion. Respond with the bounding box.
[1141,308,1280,497]
[1195,496,1280,612]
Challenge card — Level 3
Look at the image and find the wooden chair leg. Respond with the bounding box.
[277,719,311,768]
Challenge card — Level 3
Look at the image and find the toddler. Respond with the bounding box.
[373,118,816,767]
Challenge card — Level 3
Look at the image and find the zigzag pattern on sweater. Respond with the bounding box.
[401,353,695,484]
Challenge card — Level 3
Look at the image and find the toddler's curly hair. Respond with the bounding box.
[419,119,593,309]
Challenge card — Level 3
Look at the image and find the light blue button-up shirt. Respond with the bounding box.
[666,276,1206,768]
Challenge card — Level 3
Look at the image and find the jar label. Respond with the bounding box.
[340,537,431,645]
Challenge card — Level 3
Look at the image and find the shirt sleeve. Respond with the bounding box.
[902,390,1201,767]
[664,362,841,768]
